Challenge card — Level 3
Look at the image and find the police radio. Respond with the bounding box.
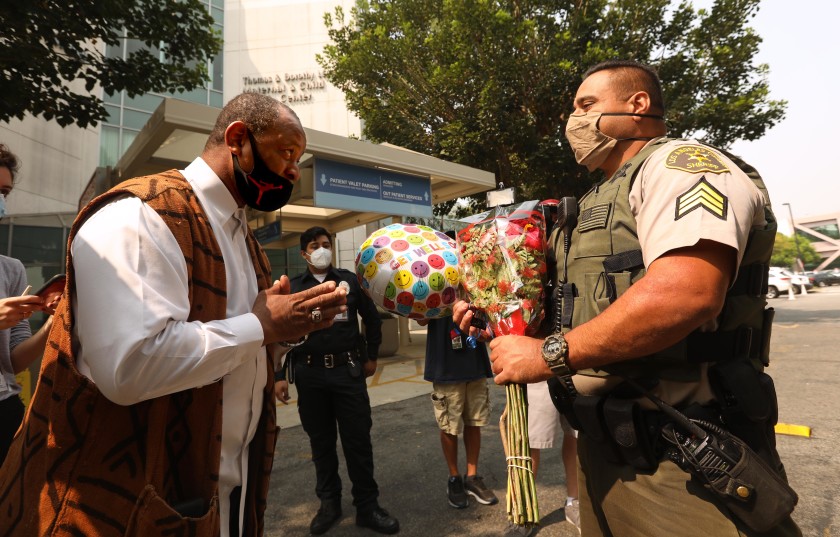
[621,376,798,533]
[662,420,740,484]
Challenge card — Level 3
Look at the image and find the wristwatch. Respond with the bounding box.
[541,332,575,378]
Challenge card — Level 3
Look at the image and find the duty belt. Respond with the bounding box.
[303,350,356,368]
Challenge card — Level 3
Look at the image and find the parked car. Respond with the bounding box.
[814,270,840,287]
[767,268,793,299]
[767,267,811,298]
[794,271,815,289]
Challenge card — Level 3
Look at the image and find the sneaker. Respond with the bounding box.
[503,521,535,536]
[564,498,581,534]
[464,474,499,506]
[447,475,469,508]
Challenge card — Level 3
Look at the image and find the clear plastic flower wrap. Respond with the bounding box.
[457,200,548,336]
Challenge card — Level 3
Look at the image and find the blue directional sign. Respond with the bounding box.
[254,221,281,245]
[313,158,433,217]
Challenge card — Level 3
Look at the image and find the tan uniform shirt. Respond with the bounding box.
[574,139,768,406]
[630,139,767,274]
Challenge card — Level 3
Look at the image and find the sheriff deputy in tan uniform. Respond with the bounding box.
[454,60,801,537]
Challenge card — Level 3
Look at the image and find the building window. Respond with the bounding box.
[101,1,224,164]
[100,125,120,167]
[212,51,224,92]
[807,223,839,241]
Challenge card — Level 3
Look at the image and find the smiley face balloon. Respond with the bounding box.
[356,223,460,319]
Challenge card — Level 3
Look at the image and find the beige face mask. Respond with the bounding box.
[565,111,662,172]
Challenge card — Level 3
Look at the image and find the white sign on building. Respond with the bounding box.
[224,0,362,137]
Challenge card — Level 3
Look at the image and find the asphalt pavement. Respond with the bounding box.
[760,286,840,536]
[263,286,840,536]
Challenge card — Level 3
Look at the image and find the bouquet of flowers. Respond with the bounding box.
[457,200,548,336]
[457,200,549,529]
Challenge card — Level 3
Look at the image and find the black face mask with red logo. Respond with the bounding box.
[231,131,294,212]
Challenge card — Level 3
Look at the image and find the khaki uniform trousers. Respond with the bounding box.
[577,434,801,537]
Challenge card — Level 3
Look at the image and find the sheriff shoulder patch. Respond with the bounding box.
[665,145,729,174]
[675,176,728,221]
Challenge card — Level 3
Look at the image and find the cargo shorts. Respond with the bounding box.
[430,379,491,436]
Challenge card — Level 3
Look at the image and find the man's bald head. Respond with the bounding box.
[205,93,302,149]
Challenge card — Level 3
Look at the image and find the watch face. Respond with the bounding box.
[544,339,563,357]
[543,334,573,376]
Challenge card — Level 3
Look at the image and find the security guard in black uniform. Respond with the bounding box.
[276,226,399,535]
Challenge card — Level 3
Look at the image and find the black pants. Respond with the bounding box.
[295,360,379,513]
[0,395,25,465]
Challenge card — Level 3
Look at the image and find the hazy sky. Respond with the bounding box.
[727,0,839,227]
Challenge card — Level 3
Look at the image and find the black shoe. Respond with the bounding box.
[310,500,342,535]
[464,474,498,505]
[355,506,400,534]
[447,475,468,508]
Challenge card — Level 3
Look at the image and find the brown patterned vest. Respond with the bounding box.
[0,170,277,537]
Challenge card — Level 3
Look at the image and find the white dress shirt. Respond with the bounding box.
[73,157,266,536]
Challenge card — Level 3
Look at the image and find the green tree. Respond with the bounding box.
[1,1,221,128]
[318,0,786,212]
[771,233,821,270]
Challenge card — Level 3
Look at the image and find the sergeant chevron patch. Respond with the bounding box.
[675,176,728,220]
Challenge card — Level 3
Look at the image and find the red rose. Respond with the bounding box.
[486,303,502,315]
[505,222,523,237]
[524,229,543,250]
[498,280,513,295]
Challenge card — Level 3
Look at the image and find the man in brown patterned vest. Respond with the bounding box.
[0,93,348,537]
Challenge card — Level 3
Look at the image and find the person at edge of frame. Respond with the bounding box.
[0,143,61,464]
[0,93,348,537]
[453,59,801,537]
[416,231,499,513]
[274,226,400,535]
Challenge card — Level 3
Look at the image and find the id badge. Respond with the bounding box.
[450,329,463,350]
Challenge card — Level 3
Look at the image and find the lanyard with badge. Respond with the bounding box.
[449,322,481,350]
[450,325,464,350]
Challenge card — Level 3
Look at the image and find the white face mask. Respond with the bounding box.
[306,247,332,270]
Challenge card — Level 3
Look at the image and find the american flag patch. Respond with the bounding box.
[578,203,611,232]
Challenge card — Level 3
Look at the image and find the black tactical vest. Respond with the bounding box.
[551,138,777,381]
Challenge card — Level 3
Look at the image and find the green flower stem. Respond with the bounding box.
[502,383,539,526]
